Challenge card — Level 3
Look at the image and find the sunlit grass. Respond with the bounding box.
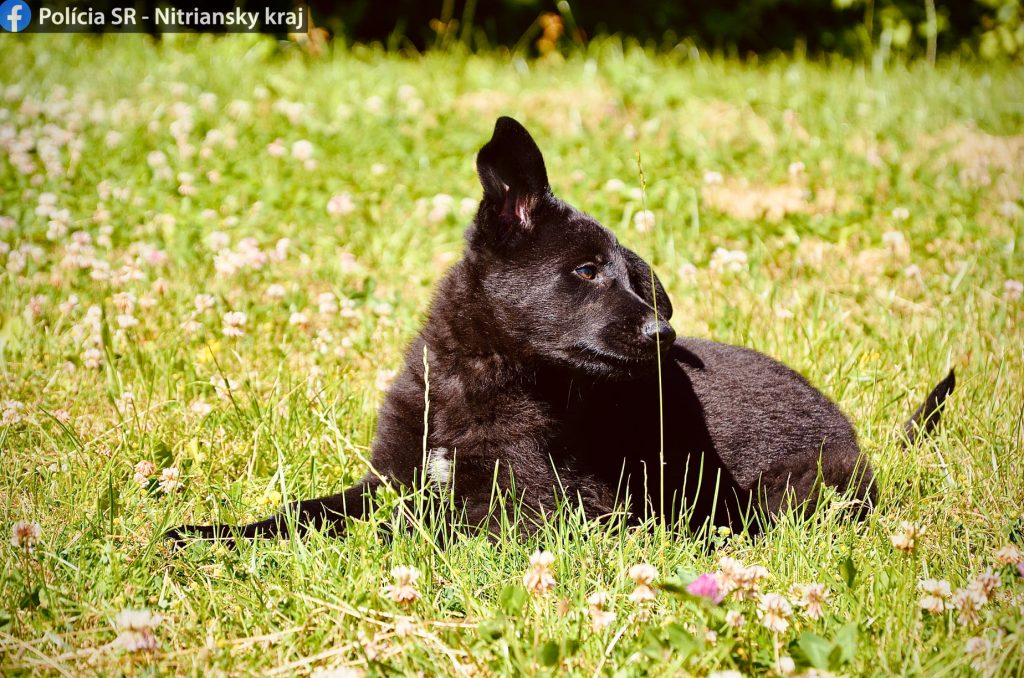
[1,35,1022,675]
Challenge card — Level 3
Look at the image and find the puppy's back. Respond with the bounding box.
[673,338,869,509]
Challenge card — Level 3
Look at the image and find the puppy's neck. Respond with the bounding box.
[420,260,548,395]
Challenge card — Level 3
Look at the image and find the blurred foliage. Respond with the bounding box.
[976,0,1024,58]
[310,0,1019,58]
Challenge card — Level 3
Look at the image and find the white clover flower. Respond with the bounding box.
[604,178,626,193]
[882,230,910,259]
[194,294,215,313]
[587,591,616,631]
[952,586,988,626]
[265,283,287,301]
[116,314,138,329]
[291,139,314,161]
[207,231,231,251]
[1,399,25,426]
[267,138,286,157]
[633,209,656,233]
[1005,279,1023,301]
[375,369,397,392]
[198,92,217,111]
[383,566,421,604]
[965,636,992,671]
[678,262,698,279]
[190,400,213,417]
[709,247,748,274]
[918,578,952,613]
[725,609,745,628]
[82,347,103,369]
[11,520,42,551]
[891,521,925,553]
[158,467,182,494]
[112,608,160,652]
[327,193,356,216]
[774,655,796,675]
[628,563,658,603]
[971,569,1001,597]
[995,544,1023,565]
[793,582,829,620]
[523,550,557,596]
[222,311,247,337]
[703,170,724,185]
[628,563,657,585]
[210,375,239,400]
[758,592,793,634]
[133,460,156,487]
[115,390,135,412]
[318,292,338,315]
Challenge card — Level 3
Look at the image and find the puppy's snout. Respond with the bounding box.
[642,319,675,347]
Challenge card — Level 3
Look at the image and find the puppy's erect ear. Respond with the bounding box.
[622,247,673,320]
[476,117,550,234]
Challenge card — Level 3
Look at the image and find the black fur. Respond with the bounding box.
[903,369,956,445]
[168,117,955,545]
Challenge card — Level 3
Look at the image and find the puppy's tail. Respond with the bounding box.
[902,369,956,446]
[165,480,378,549]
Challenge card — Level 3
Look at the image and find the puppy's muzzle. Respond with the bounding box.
[641,319,676,347]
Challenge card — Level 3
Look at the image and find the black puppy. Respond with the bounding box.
[169,117,954,543]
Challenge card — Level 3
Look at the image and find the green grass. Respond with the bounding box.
[1,34,1023,676]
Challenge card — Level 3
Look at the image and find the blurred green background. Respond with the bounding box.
[69,0,1024,60]
[316,0,1021,60]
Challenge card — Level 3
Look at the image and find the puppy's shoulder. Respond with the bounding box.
[671,336,832,409]
[672,337,797,377]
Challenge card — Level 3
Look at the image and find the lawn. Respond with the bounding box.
[1,34,1022,676]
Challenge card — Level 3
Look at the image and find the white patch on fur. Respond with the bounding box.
[515,199,531,229]
[427,447,451,486]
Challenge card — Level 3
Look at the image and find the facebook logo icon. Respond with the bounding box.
[0,0,31,32]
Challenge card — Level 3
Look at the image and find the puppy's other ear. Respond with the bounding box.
[476,117,550,235]
[622,247,673,320]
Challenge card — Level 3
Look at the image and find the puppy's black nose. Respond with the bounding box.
[642,320,676,346]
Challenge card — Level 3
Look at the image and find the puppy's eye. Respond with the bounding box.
[573,264,597,280]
